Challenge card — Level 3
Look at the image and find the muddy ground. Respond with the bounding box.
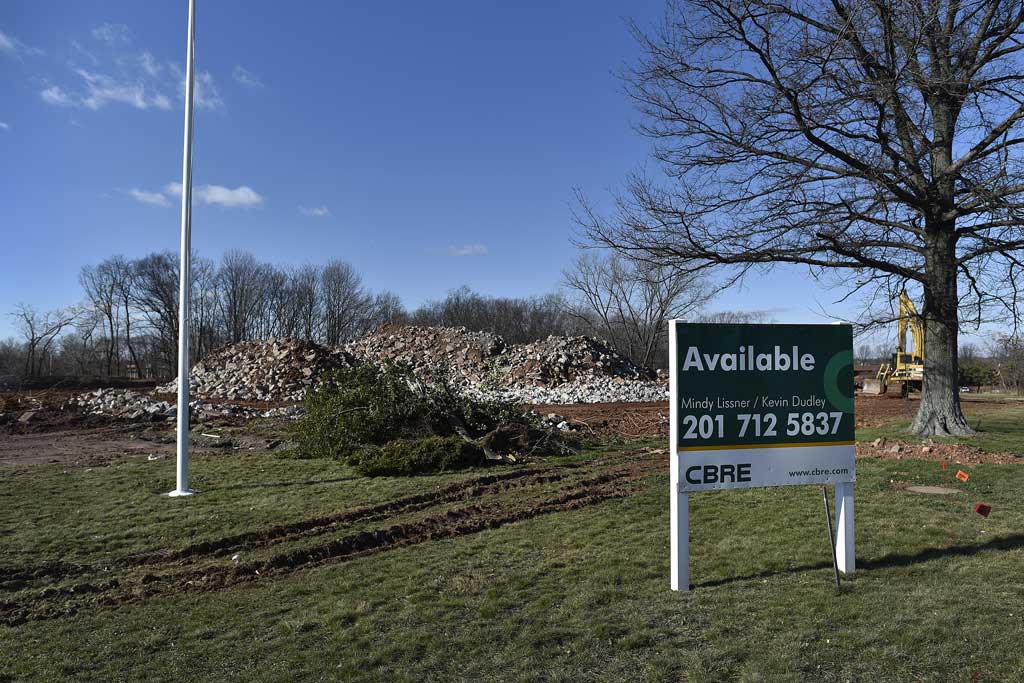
[1,391,1020,468]
[0,450,659,626]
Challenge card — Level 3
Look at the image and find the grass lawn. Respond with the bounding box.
[858,403,1024,454]
[2,438,1024,682]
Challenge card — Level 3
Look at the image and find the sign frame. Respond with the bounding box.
[669,320,855,591]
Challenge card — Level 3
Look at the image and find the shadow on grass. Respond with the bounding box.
[693,533,1024,589]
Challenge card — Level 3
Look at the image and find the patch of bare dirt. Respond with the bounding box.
[530,401,669,439]
[854,394,1012,428]
[857,438,1023,465]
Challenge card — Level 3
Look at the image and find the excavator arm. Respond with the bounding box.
[863,291,924,396]
[899,291,924,361]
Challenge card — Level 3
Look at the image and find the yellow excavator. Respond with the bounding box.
[863,291,925,397]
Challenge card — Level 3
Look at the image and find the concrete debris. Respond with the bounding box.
[346,326,665,402]
[156,338,356,402]
[68,388,304,422]
[499,335,656,386]
[345,325,505,385]
[70,325,671,419]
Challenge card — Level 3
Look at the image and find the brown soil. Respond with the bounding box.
[5,391,1019,465]
[856,438,1023,465]
[854,394,1012,428]
[530,401,669,439]
[0,451,662,626]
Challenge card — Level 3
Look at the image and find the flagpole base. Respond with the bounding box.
[166,489,196,497]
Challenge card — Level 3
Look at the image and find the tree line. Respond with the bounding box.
[2,248,758,385]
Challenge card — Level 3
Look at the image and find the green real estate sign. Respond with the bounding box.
[671,322,855,492]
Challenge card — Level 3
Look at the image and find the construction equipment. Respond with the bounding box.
[862,291,925,396]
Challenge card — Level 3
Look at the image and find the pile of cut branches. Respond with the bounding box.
[293,363,575,475]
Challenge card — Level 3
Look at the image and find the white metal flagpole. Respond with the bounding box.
[169,0,197,497]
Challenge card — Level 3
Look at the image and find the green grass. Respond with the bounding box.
[857,404,1024,454]
[3,445,1024,681]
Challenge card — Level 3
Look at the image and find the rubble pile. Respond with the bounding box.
[498,335,657,386]
[69,388,303,421]
[69,389,176,420]
[156,338,356,401]
[74,326,670,419]
[471,376,667,405]
[345,325,505,385]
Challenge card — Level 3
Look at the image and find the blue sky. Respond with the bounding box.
[1,0,925,345]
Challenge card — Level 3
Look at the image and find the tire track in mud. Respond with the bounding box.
[1,455,658,625]
[2,454,656,587]
[1,467,562,586]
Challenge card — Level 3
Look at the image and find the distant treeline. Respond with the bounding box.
[3,249,766,384]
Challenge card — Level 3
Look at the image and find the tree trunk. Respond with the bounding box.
[123,298,142,378]
[910,229,973,436]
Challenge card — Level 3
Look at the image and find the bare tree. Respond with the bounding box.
[367,290,407,329]
[218,250,269,344]
[107,255,143,376]
[80,260,123,375]
[320,259,372,345]
[696,310,771,324]
[988,333,1024,394]
[290,265,322,341]
[10,304,79,377]
[410,287,575,344]
[564,251,708,368]
[130,252,180,375]
[191,256,220,361]
[580,0,1024,435]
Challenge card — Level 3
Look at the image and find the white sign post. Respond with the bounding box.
[169,0,197,498]
[669,321,856,590]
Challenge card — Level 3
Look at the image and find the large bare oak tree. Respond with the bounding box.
[580,0,1024,436]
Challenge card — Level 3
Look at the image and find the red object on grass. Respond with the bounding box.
[942,461,947,470]
[975,503,992,518]
[956,470,970,482]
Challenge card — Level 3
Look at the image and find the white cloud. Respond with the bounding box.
[300,206,330,217]
[195,72,223,109]
[70,40,99,65]
[92,23,131,44]
[0,121,9,130]
[138,50,161,77]
[40,85,72,106]
[0,28,43,60]
[75,69,171,110]
[0,30,14,55]
[40,70,171,110]
[233,65,263,88]
[170,63,223,110]
[165,182,264,208]
[33,33,226,115]
[129,188,171,207]
[447,244,489,257]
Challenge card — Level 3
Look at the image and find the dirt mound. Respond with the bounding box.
[500,335,657,386]
[157,338,356,401]
[345,325,505,384]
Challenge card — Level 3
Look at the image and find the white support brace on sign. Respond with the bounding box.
[669,320,690,591]
[835,481,855,574]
